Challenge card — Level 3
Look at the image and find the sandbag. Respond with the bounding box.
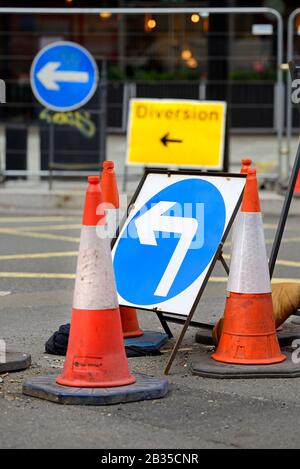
[212,283,300,345]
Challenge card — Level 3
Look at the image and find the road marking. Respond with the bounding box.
[263,223,293,231]
[0,251,78,261]
[161,347,193,354]
[225,237,300,248]
[222,253,300,268]
[273,259,300,268]
[0,216,80,223]
[20,224,81,232]
[0,272,297,282]
[266,237,300,245]
[0,291,11,296]
[0,272,75,279]
[0,228,80,243]
[209,276,299,284]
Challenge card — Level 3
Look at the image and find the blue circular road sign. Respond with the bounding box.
[30,41,98,112]
[113,178,226,306]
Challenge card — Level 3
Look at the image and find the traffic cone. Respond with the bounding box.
[56,176,135,388]
[101,160,119,208]
[294,170,300,197]
[194,158,253,348]
[101,160,144,339]
[23,176,169,404]
[212,169,286,365]
[120,307,144,338]
[241,158,252,174]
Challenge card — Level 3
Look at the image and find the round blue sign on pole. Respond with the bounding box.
[30,41,98,112]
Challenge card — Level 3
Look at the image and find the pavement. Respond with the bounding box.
[1,134,300,215]
[0,208,299,449]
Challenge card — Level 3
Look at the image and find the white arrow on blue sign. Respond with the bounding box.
[30,41,98,112]
[112,172,246,316]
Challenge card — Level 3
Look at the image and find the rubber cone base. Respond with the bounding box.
[125,331,169,357]
[0,351,31,373]
[23,373,169,405]
[191,349,300,379]
[123,329,144,338]
[195,324,300,348]
[277,323,300,346]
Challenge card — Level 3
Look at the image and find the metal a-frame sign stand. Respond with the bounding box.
[113,168,246,375]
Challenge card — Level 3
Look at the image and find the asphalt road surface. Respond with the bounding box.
[0,208,299,449]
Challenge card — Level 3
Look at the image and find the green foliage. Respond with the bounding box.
[133,68,200,81]
[230,69,277,81]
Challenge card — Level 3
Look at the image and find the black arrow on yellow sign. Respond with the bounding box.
[160,133,183,147]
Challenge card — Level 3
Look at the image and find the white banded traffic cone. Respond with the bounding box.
[212,169,286,365]
[23,176,169,404]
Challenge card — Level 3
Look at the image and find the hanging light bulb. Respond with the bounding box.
[145,15,157,32]
[181,49,192,61]
[186,57,198,69]
[191,14,200,24]
[148,19,157,29]
[99,12,112,20]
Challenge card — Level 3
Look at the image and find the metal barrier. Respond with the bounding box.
[0,7,284,181]
[286,9,300,180]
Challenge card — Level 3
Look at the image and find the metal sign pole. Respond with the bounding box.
[269,61,300,277]
[99,60,107,168]
[286,9,300,177]
[48,121,54,191]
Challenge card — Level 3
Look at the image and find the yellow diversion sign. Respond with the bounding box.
[126,99,226,170]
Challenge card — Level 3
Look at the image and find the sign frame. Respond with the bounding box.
[112,168,246,373]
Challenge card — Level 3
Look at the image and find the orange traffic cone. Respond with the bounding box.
[212,169,286,365]
[241,158,252,174]
[23,175,169,404]
[101,160,144,339]
[56,176,136,387]
[101,160,119,208]
[295,170,300,197]
[120,307,144,338]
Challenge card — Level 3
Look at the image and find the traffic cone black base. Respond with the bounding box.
[45,325,169,357]
[0,351,31,373]
[125,331,169,357]
[190,349,300,379]
[23,373,168,406]
[194,324,300,348]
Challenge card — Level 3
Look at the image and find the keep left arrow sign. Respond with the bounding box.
[135,201,198,297]
[37,62,89,91]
